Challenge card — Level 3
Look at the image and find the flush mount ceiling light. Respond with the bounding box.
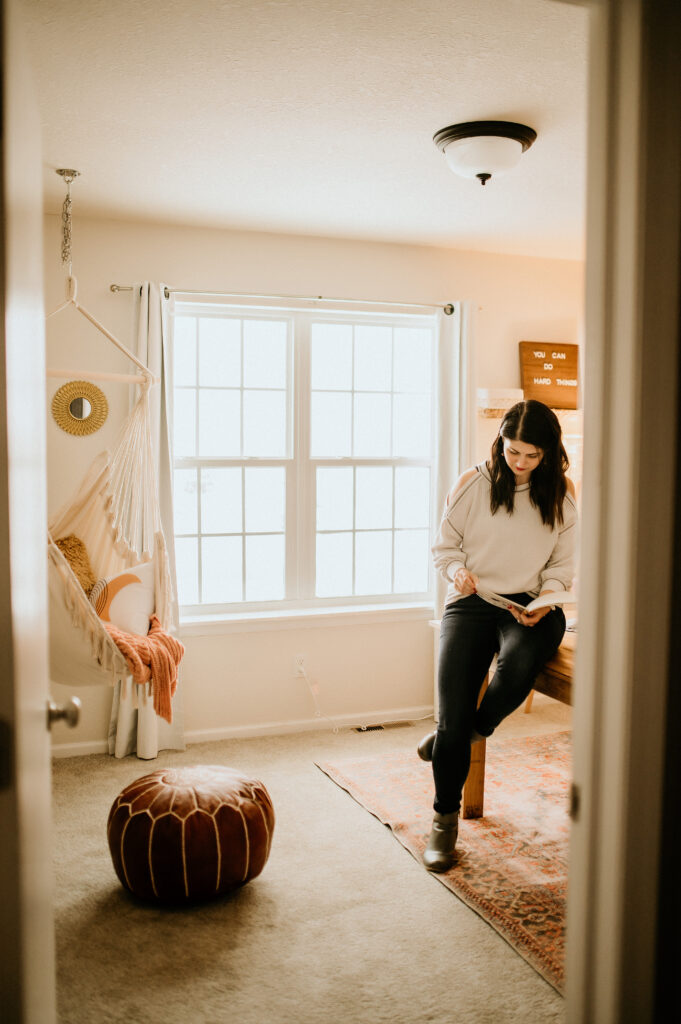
[433,120,537,186]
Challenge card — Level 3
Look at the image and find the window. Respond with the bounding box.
[170,297,437,616]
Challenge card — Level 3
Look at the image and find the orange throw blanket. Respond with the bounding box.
[105,614,184,723]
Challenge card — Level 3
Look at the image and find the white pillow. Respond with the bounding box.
[89,561,155,637]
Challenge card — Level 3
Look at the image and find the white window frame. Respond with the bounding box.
[170,294,439,622]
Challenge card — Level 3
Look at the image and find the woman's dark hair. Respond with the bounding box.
[488,400,569,528]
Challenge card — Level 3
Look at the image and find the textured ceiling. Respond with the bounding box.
[21,0,588,259]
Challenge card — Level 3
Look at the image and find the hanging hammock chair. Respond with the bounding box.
[46,280,174,689]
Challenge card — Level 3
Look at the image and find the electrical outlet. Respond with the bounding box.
[294,655,305,676]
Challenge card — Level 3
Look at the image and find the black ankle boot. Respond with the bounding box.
[417,731,436,762]
[423,811,459,872]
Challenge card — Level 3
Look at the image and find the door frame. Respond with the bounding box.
[566,0,681,1020]
[0,0,56,1019]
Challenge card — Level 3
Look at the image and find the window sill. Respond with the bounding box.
[178,601,435,636]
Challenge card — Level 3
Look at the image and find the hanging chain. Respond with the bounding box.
[56,169,80,274]
[61,181,72,267]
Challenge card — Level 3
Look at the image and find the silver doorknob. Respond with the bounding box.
[47,697,82,729]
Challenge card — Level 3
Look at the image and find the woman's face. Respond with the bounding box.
[502,436,544,485]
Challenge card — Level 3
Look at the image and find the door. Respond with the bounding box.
[566,0,681,1020]
[0,0,56,1019]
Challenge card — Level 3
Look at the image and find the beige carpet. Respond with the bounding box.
[52,694,570,1024]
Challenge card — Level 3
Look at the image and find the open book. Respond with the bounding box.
[476,589,577,614]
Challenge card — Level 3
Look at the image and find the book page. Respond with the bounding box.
[477,589,577,614]
[476,589,527,613]
[526,590,577,612]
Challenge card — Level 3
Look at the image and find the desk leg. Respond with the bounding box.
[461,674,489,820]
[462,739,486,818]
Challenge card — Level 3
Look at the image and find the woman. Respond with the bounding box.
[420,399,577,872]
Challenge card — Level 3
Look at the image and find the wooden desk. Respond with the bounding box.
[461,631,576,819]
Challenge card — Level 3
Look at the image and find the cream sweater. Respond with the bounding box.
[432,463,578,607]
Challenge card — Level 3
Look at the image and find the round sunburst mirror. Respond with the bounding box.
[52,380,108,436]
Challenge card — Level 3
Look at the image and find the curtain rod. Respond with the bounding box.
[109,283,454,314]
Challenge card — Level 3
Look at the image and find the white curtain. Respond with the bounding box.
[108,282,185,758]
[433,301,475,619]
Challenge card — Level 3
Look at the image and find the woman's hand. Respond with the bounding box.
[509,590,555,627]
[453,568,479,596]
[510,606,550,628]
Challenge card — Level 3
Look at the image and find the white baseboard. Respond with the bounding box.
[51,738,110,758]
[50,704,434,759]
[183,705,434,745]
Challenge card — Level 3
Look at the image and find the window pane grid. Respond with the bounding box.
[313,465,431,598]
[351,465,357,596]
[391,467,396,594]
[172,458,288,605]
[310,322,432,459]
[197,465,205,601]
[239,321,244,455]
[172,304,437,611]
[350,336,356,457]
[173,314,290,461]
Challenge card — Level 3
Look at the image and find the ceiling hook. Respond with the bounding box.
[56,168,80,186]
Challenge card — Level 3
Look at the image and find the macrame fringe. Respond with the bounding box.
[153,530,175,631]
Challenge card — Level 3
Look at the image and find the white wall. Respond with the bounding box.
[45,215,583,754]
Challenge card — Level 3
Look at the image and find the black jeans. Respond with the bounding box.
[432,594,566,814]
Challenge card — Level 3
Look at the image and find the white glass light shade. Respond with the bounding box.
[443,135,524,180]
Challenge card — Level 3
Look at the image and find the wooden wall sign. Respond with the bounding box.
[519,342,579,409]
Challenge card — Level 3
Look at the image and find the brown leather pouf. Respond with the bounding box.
[107,765,275,903]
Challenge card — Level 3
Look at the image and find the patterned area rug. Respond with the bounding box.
[317,730,570,993]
